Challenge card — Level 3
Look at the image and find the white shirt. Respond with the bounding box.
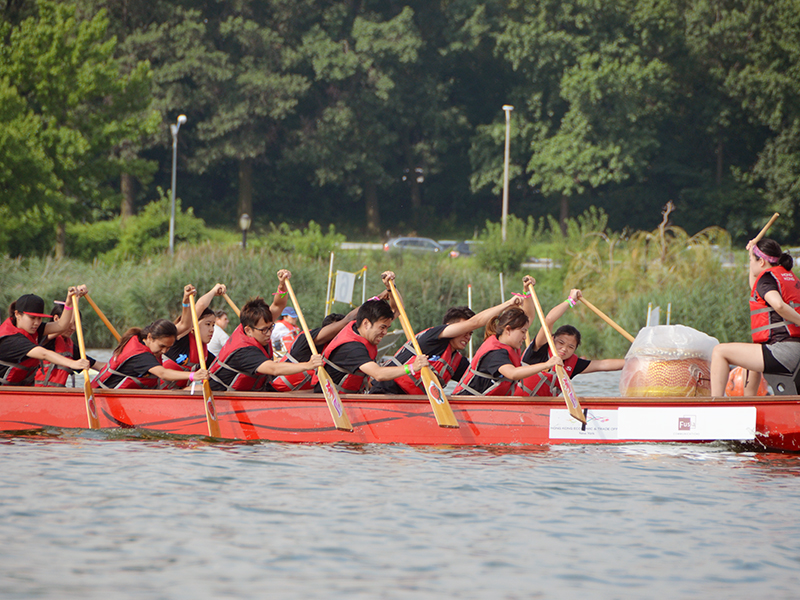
[208,324,230,356]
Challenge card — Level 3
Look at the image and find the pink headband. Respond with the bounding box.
[752,245,779,264]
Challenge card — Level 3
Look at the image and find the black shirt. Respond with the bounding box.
[102,349,161,389]
[455,347,516,395]
[0,322,47,382]
[209,345,273,392]
[370,325,469,394]
[521,343,591,377]
[313,323,373,392]
[165,334,216,366]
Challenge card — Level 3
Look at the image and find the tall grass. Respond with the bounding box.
[1,221,750,357]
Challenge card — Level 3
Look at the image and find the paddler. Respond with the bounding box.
[34,302,106,387]
[710,238,800,396]
[161,283,227,387]
[453,296,562,396]
[272,306,359,392]
[369,293,526,395]
[0,289,90,386]
[311,272,429,394]
[207,270,322,392]
[93,319,209,389]
[515,288,624,396]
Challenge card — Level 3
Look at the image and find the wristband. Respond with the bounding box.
[566,297,577,308]
[189,372,195,382]
[182,303,190,308]
[272,290,287,297]
[63,304,73,310]
[410,365,416,376]
[403,364,412,376]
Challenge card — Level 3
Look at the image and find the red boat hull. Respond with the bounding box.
[1,387,799,452]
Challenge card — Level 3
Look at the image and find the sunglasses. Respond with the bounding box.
[250,324,274,335]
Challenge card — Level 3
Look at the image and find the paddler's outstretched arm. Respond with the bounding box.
[313,306,359,346]
[359,354,429,382]
[255,354,323,376]
[44,286,87,337]
[149,364,209,383]
[440,295,523,339]
[533,288,581,351]
[269,269,291,322]
[498,354,562,380]
[176,283,227,338]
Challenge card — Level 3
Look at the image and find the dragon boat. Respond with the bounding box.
[1,386,799,452]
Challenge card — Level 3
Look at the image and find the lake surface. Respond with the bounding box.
[3,369,800,599]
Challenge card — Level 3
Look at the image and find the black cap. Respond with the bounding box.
[15,294,53,319]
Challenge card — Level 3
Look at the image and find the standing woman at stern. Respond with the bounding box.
[0,288,90,386]
[710,238,800,396]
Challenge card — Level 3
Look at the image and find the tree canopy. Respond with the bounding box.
[1,0,799,256]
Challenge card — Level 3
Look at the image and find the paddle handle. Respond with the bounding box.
[284,280,320,357]
[387,279,458,428]
[387,280,424,358]
[284,280,352,431]
[753,212,779,245]
[188,294,220,437]
[188,296,209,371]
[73,295,100,429]
[526,283,558,357]
[223,293,240,317]
[84,294,121,343]
[72,296,91,383]
[579,298,635,343]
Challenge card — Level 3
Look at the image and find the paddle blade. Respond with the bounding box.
[555,365,586,423]
[83,373,100,429]
[202,380,221,437]
[318,367,353,431]
[420,367,459,428]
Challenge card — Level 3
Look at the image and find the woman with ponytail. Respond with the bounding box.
[454,296,562,396]
[93,319,208,390]
[710,238,800,396]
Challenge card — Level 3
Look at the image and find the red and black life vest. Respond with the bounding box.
[93,336,159,390]
[453,336,521,396]
[514,349,579,397]
[208,324,271,392]
[0,318,41,386]
[35,335,74,387]
[750,266,800,343]
[384,329,463,394]
[272,351,315,392]
[160,332,207,389]
[311,323,377,393]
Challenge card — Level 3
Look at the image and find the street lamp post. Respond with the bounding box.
[239,213,252,250]
[501,105,514,242]
[169,114,187,256]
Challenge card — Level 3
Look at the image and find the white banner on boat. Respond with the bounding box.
[549,410,619,439]
[617,406,756,440]
[549,406,757,441]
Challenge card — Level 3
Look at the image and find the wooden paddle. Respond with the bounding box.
[223,293,241,318]
[753,212,780,245]
[579,297,635,343]
[72,296,100,429]
[387,280,459,428]
[284,280,353,431]
[527,283,586,424]
[84,294,121,343]
[189,295,221,437]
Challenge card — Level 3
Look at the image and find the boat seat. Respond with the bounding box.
[764,361,800,395]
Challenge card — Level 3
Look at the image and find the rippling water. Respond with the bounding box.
[4,369,800,599]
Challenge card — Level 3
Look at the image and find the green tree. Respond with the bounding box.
[0,0,158,256]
